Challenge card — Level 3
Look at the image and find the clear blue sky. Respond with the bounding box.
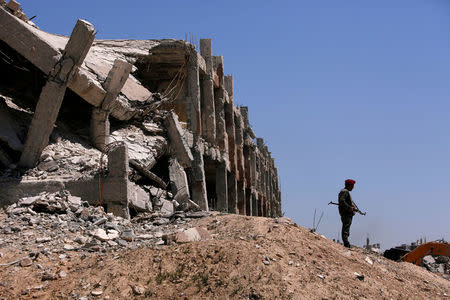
[20,0,450,249]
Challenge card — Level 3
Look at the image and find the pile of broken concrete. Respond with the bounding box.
[1,190,212,257]
[421,255,450,278]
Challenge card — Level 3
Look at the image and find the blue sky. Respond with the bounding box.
[20,0,450,249]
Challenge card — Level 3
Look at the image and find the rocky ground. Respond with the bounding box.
[0,196,449,300]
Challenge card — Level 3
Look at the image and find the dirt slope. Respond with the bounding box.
[0,214,449,299]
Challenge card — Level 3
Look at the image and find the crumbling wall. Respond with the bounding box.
[0,1,282,219]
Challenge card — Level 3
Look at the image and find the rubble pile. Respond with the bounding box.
[421,255,450,278]
[1,190,213,255]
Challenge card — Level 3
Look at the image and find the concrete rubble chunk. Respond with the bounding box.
[129,182,152,212]
[422,255,435,266]
[20,257,32,267]
[18,196,40,206]
[171,227,210,243]
[169,158,190,204]
[164,111,194,168]
[159,199,174,215]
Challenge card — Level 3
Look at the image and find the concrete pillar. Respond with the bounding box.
[213,56,224,87]
[224,75,233,98]
[265,161,270,217]
[200,39,216,144]
[20,20,95,167]
[215,162,228,212]
[245,188,252,216]
[190,141,208,211]
[186,46,201,137]
[237,180,246,215]
[214,87,228,155]
[224,96,236,173]
[274,166,281,217]
[234,109,245,182]
[90,109,110,151]
[251,190,258,216]
[227,171,237,213]
[90,59,132,151]
[255,152,261,216]
[104,143,130,219]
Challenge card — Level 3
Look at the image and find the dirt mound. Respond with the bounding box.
[0,214,449,299]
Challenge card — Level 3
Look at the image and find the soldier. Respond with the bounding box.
[338,179,357,248]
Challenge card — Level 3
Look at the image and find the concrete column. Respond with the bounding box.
[265,160,271,217]
[224,75,233,98]
[250,146,257,189]
[90,59,132,151]
[214,87,228,155]
[200,39,216,144]
[215,162,228,212]
[190,141,208,211]
[274,166,281,217]
[251,190,257,216]
[224,96,236,173]
[186,46,201,137]
[104,143,130,219]
[234,109,245,182]
[90,108,110,151]
[227,171,237,213]
[243,144,252,216]
[213,56,224,87]
[237,180,246,215]
[20,20,95,167]
[255,152,262,216]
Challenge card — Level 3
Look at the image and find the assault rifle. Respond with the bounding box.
[328,201,366,216]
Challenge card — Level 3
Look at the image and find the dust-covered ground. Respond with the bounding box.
[0,214,449,300]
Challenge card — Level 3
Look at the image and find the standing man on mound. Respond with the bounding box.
[338,179,357,248]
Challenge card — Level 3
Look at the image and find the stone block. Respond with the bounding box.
[165,111,193,168]
[129,182,151,212]
[169,158,190,203]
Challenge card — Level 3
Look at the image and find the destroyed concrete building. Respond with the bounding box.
[0,2,282,219]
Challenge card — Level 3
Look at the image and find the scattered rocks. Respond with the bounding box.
[120,229,134,242]
[58,271,67,278]
[91,290,103,296]
[0,190,216,258]
[354,272,365,281]
[41,271,57,281]
[421,255,449,275]
[19,257,32,267]
[168,227,210,244]
[132,284,145,295]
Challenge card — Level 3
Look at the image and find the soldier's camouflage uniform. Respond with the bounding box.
[338,188,356,247]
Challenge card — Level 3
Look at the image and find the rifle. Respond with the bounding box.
[328,201,366,216]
